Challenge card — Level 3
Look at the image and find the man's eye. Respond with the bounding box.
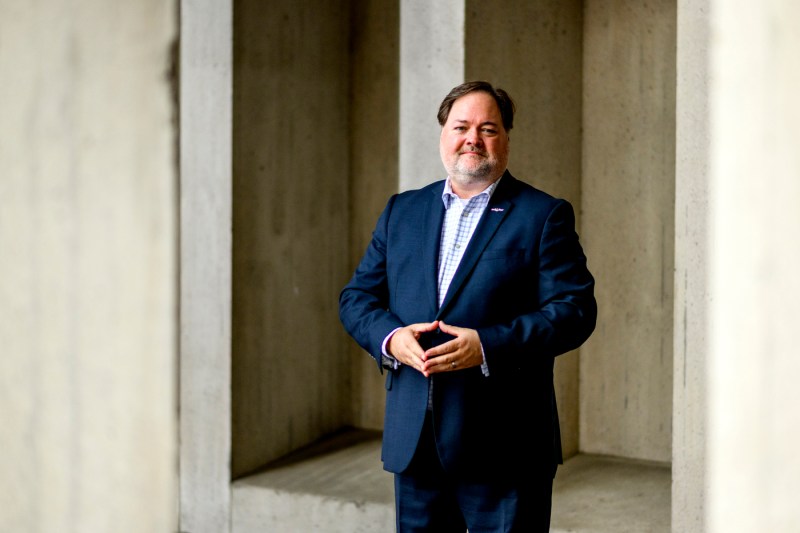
[482,128,497,135]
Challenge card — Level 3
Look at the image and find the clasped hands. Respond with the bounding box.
[387,320,483,377]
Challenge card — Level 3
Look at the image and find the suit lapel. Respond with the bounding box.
[436,173,516,318]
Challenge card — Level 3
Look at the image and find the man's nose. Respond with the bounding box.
[466,128,483,146]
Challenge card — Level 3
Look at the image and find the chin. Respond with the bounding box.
[457,166,495,181]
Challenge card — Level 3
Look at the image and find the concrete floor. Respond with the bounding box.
[550,453,670,533]
[232,430,670,532]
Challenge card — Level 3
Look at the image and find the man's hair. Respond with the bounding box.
[437,81,516,132]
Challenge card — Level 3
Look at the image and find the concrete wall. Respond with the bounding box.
[465,0,585,458]
[581,0,676,463]
[0,2,178,532]
[232,0,352,477]
[706,1,800,531]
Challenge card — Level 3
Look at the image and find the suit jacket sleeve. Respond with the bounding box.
[339,195,404,369]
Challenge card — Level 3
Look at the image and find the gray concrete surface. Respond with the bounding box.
[231,0,352,479]
[231,431,670,532]
[580,0,676,464]
[551,454,670,533]
[232,431,394,532]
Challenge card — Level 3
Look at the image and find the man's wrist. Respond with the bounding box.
[381,327,403,369]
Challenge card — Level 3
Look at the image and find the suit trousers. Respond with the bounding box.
[393,411,556,533]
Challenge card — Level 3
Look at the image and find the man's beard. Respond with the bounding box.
[450,153,497,183]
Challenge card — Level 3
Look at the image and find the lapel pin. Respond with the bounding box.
[490,207,504,212]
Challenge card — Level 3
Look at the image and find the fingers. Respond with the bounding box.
[422,342,461,374]
[424,355,462,374]
[388,321,439,374]
[436,321,458,335]
[422,351,473,374]
[390,321,481,376]
[422,322,482,374]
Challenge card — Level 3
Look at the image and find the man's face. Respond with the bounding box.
[439,91,510,196]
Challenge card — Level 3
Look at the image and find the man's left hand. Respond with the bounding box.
[421,321,483,374]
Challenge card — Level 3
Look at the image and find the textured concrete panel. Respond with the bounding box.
[581,0,676,463]
[233,0,351,477]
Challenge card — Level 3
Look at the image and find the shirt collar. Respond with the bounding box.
[442,176,502,209]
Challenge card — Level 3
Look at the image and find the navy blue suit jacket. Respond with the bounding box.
[339,172,596,480]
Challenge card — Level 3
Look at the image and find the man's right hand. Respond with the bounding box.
[387,321,440,377]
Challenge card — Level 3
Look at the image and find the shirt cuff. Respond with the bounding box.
[381,327,403,369]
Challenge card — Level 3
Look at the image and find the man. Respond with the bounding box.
[339,81,596,532]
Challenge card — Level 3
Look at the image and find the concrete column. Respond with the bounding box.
[706,1,800,531]
[179,0,232,531]
[0,1,177,531]
[673,2,709,530]
[399,0,464,191]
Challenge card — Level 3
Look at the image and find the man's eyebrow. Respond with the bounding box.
[452,119,500,127]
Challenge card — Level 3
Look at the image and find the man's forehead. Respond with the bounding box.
[448,96,501,120]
